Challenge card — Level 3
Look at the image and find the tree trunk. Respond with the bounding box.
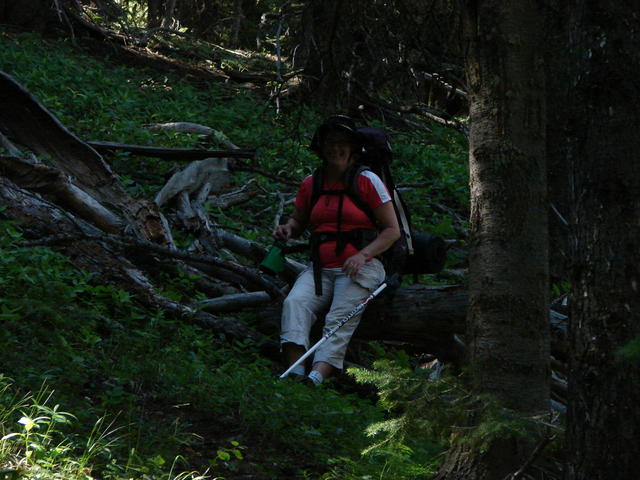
[544,1,571,281]
[161,0,177,28]
[434,1,549,478]
[292,0,315,70]
[565,2,640,478]
[0,0,65,32]
[229,0,243,49]
[147,0,162,28]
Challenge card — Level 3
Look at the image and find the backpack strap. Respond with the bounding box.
[309,168,324,214]
[392,189,414,255]
[344,164,378,227]
[376,162,414,255]
[308,165,381,296]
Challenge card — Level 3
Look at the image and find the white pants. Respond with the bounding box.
[280,259,385,370]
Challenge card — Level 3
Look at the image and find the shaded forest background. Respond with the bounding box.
[0,1,638,480]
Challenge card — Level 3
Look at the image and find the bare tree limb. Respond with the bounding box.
[143,122,215,136]
[193,291,272,312]
[154,157,229,207]
[421,72,468,100]
[273,193,285,231]
[208,179,258,208]
[232,162,299,187]
[19,231,286,299]
[87,141,255,160]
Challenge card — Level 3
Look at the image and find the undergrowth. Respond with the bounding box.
[0,27,470,480]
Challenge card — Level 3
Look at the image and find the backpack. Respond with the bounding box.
[307,126,446,293]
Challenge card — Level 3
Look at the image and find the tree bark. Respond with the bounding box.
[543,2,571,282]
[229,0,243,49]
[434,1,549,478]
[565,2,640,478]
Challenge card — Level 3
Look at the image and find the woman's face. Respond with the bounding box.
[321,130,354,169]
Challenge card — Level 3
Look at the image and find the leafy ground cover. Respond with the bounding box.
[0,28,469,480]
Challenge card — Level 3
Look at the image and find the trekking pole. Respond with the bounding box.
[279,282,388,379]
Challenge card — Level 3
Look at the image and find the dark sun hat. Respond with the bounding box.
[309,115,361,153]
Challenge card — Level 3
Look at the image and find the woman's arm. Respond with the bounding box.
[273,206,309,240]
[342,201,400,277]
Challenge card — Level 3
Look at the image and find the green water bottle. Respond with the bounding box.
[260,240,287,275]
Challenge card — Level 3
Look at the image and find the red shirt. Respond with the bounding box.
[295,171,391,267]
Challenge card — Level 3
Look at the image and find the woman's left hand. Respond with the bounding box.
[343,252,367,278]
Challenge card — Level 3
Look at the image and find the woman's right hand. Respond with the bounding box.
[273,223,293,241]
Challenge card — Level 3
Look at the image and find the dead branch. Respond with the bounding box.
[144,122,215,136]
[154,157,229,208]
[396,181,435,189]
[208,179,258,208]
[20,230,286,299]
[214,227,306,281]
[505,434,557,480]
[273,193,285,231]
[353,80,469,137]
[225,70,273,84]
[172,262,240,298]
[0,155,122,233]
[232,162,299,187]
[87,141,255,160]
[421,72,468,100]
[193,291,272,312]
[137,26,189,47]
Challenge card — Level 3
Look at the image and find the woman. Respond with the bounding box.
[274,115,400,385]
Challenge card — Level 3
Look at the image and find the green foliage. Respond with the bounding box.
[0,376,210,480]
[617,334,640,362]
[551,280,570,297]
[0,27,473,480]
[0,30,468,241]
[350,359,553,462]
[0,219,385,477]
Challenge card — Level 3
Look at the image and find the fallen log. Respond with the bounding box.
[0,154,122,233]
[255,284,468,361]
[87,141,255,160]
[0,177,277,351]
[3,170,569,367]
[208,181,258,209]
[21,230,287,301]
[0,71,173,245]
[257,283,568,364]
[0,71,125,205]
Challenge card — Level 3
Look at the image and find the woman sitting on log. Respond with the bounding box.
[273,115,400,385]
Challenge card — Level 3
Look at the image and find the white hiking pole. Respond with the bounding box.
[279,282,388,379]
